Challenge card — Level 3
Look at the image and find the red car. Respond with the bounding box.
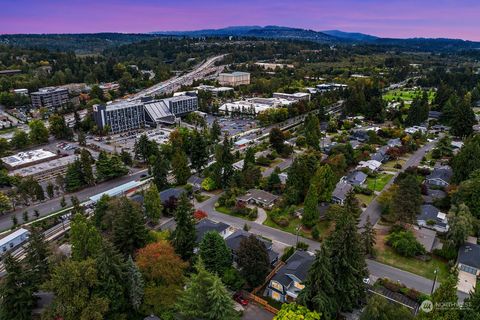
[233,292,249,306]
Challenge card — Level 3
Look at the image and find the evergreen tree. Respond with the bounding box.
[326,205,368,312]
[172,193,196,260]
[452,135,480,183]
[144,184,163,224]
[360,295,413,320]
[80,148,95,186]
[172,149,191,185]
[177,260,238,320]
[120,149,133,166]
[60,195,66,207]
[199,231,232,275]
[135,134,156,162]
[0,254,36,320]
[304,114,321,150]
[24,228,50,288]
[210,119,222,143]
[267,168,282,194]
[243,147,256,170]
[95,241,128,317]
[28,119,49,144]
[126,256,144,312]
[236,235,270,287]
[450,93,476,138]
[362,216,376,257]
[49,113,73,139]
[303,180,319,228]
[463,283,480,320]
[392,174,422,223]
[46,182,55,198]
[405,92,429,126]
[316,164,337,202]
[215,134,234,188]
[64,160,84,192]
[420,273,460,320]
[70,213,102,260]
[112,197,148,257]
[298,247,337,319]
[152,154,170,191]
[269,127,286,154]
[447,204,473,249]
[190,130,209,173]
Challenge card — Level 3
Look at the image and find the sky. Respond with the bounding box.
[1,0,479,41]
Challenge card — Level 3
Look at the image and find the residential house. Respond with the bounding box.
[237,189,279,208]
[349,140,361,150]
[428,111,443,120]
[332,181,353,205]
[194,219,234,243]
[266,250,314,302]
[159,188,187,204]
[233,159,244,171]
[344,170,368,187]
[295,203,330,220]
[357,160,382,172]
[350,130,370,142]
[411,226,442,253]
[387,138,402,148]
[371,145,390,163]
[425,166,453,187]
[225,229,279,266]
[405,126,427,135]
[187,175,205,191]
[422,188,447,204]
[457,240,480,294]
[417,205,449,233]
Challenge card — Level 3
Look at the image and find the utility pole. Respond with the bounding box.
[431,268,438,295]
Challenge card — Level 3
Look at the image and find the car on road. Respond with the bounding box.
[233,292,249,306]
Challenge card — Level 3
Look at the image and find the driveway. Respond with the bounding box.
[358,140,437,228]
[242,303,274,320]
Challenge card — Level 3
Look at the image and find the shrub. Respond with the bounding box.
[256,156,271,166]
[296,241,309,250]
[433,243,457,261]
[394,163,402,169]
[311,226,320,240]
[201,177,216,191]
[281,246,295,262]
[386,230,426,257]
[276,216,290,227]
[222,267,245,291]
[193,210,208,221]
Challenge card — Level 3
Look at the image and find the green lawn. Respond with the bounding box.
[263,214,331,241]
[194,194,211,203]
[375,246,449,283]
[383,89,435,104]
[215,206,256,221]
[356,193,375,207]
[381,159,407,172]
[367,174,393,192]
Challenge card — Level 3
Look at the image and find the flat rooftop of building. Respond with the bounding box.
[31,86,68,94]
[1,149,57,168]
[220,71,250,76]
[9,154,77,177]
[89,180,145,203]
[101,99,144,111]
[0,228,29,247]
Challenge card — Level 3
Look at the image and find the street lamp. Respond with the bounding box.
[431,268,438,295]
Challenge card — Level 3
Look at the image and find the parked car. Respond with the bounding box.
[233,292,249,306]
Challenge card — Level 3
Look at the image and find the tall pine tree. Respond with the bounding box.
[172,193,196,260]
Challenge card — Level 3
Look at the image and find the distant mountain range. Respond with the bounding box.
[153,25,480,51]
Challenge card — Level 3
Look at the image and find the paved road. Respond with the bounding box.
[358,140,437,228]
[0,168,148,232]
[242,303,274,320]
[195,191,467,297]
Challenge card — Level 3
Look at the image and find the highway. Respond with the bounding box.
[133,54,227,99]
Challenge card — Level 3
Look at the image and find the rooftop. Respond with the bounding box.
[10,154,77,177]
[332,181,353,201]
[195,219,229,243]
[31,86,68,94]
[0,228,30,247]
[426,166,453,183]
[89,180,145,203]
[458,242,480,269]
[271,250,314,287]
[1,149,57,168]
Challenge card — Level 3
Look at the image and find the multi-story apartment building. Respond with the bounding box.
[30,87,69,109]
[93,94,198,134]
[218,72,250,86]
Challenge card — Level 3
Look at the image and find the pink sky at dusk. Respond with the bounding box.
[1,0,479,41]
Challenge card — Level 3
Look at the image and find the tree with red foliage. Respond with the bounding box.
[194,210,208,221]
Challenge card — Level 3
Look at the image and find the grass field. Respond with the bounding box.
[383,89,435,104]
[215,206,256,221]
[375,245,449,283]
[367,173,393,192]
[381,158,407,172]
[356,193,375,207]
[263,214,332,241]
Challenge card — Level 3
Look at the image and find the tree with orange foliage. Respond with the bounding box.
[136,241,188,315]
[194,209,208,221]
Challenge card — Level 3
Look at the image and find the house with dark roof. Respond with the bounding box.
[194,219,233,243]
[428,111,443,120]
[425,166,452,187]
[266,250,314,302]
[332,181,353,205]
[344,170,368,187]
[225,229,278,266]
[457,241,480,293]
[237,189,279,208]
[187,175,205,191]
[371,145,390,163]
[417,204,449,233]
[159,187,186,204]
[387,138,402,148]
[422,188,447,204]
[295,203,330,221]
[350,130,370,142]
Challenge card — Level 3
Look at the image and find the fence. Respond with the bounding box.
[244,292,279,315]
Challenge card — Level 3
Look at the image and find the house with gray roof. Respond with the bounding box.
[371,145,390,163]
[422,188,447,204]
[159,187,186,203]
[266,250,314,302]
[237,189,279,208]
[457,241,480,293]
[332,181,353,205]
[225,229,278,266]
[194,219,232,243]
[387,138,402,148]
[417,204,449,233]
[425,166,452,187]
[344,170,368,187]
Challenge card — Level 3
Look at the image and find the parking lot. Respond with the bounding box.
[205,115,259,137]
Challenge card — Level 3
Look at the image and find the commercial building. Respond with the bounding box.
[93,94,198,134]
[218,72,250,86]
[9,154,77,182]
[255,62,294,70]
[99,82,120,94]
[219,97,292,116]
[316,83,348,93]
[30,87,69,109]
[272,92,311,102]
[0,228,30,256]
[1,149,58,170]
[194,85,234,96]
[13,88,28,96]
